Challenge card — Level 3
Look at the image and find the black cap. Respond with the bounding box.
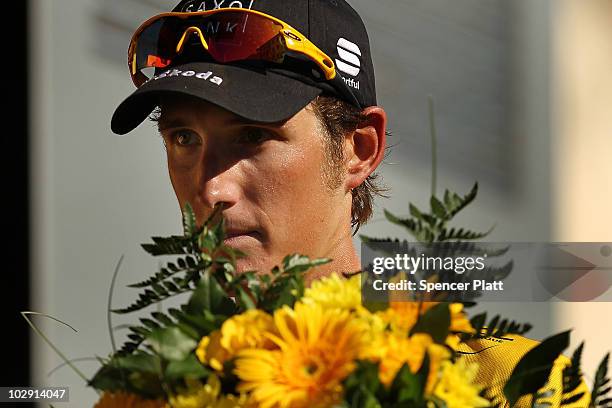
[111,0,377,135]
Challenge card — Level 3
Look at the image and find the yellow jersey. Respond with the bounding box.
[457,334,591,407]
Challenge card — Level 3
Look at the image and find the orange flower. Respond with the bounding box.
[361,332,450,390]
[234,302,366,408]
[377,301,473,350]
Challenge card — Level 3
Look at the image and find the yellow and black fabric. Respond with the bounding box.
[457,334,591,407]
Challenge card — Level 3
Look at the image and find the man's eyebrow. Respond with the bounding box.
[157,118,187,132]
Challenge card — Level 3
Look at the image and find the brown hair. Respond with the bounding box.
[310,95,388,233]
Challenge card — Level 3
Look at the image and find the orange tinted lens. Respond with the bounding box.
[147,55,172,68]
[200,12,286,63]
[133,12,287,85]
[134,17,185,81]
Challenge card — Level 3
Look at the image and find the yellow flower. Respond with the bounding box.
[196,309,275,371]
[302,273,386,343]
[93,392,165,408]
[234,302,366,408]
[430,358,490,408]
[168,375,246,408]
[376,301,473,350]
[302,273,363,312]
[447,303,474,333]
[301,272,473,348]
[362,331,450,389]
[381,301,472,333]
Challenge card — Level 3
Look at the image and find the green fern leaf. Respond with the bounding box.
[446,182,479,218]
[563,342,584,395]
[430,196,447,220]
[182,202,197,236]
[591,353,611,408]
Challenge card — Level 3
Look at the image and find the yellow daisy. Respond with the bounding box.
[168,375,247,408]
[376,301,473,351]
[234,302,366,408]
[301,272,473,346]
[430,358,490,408]
[302,273,363,312]
[362,331,450,389]
[302,273,386,343]
[196,309,275,371]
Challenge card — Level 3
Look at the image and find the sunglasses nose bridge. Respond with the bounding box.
[175,26,210,55]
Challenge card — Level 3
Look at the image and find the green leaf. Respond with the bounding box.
[127,371,165,398]
[409,203,425,221]
[282,254,330,274]
[141,235,194,256]
[383,209,405,226]
[438,226,493,241]
[562,342,584,395]
[382,210,424,239]
[503,330,571,407]
[430,196,447,219]
[470,312,487,334]
[186,271,236,316]
[390,362,426,403]
[410,303,450,344]
[173,311,219,335]
[446,183,479,218]
[113,351,160,373]
[165,354,209,380]
[88,364,126,392]
[236,286,257,310]
[262,278,302,311]
[443,189,454,209]
[421,213,438,228]
[151,311,174,326]
[146,326,197,362]
[561,392,585,405]
[591,353,611,408]
[463,312,532,341]
[89,352,165,398]
[182,202,197,236]
[129,325,151,337]
[343,360,384,408]
[485,315,500,337]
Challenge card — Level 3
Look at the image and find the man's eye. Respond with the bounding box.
[171,130,200,146]
[238,128,271,145]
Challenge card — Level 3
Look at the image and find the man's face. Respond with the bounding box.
[157,95,353,274]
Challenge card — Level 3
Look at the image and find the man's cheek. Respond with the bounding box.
[169,171,200,214]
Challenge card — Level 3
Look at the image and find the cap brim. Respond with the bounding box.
[111,61,323,135]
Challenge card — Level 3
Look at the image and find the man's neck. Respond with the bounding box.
[304,234,361,286]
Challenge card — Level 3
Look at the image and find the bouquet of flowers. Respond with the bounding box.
[25,104,610,407]
[50,185,601,408]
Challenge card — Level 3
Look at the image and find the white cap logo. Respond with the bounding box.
[335,38,361,77]
[182,0,255,12]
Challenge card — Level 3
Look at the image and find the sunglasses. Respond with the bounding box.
[127,8,358,105]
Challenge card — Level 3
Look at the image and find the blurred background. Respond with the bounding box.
[1,0,609,406]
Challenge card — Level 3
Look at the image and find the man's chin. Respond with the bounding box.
[234,256,273,275]
[222,236,270,274]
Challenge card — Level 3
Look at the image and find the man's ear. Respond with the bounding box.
[344,106,387,192]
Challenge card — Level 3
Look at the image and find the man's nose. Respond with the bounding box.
[198,157,241,210]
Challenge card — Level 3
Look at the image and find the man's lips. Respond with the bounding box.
[223,229,262,244]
